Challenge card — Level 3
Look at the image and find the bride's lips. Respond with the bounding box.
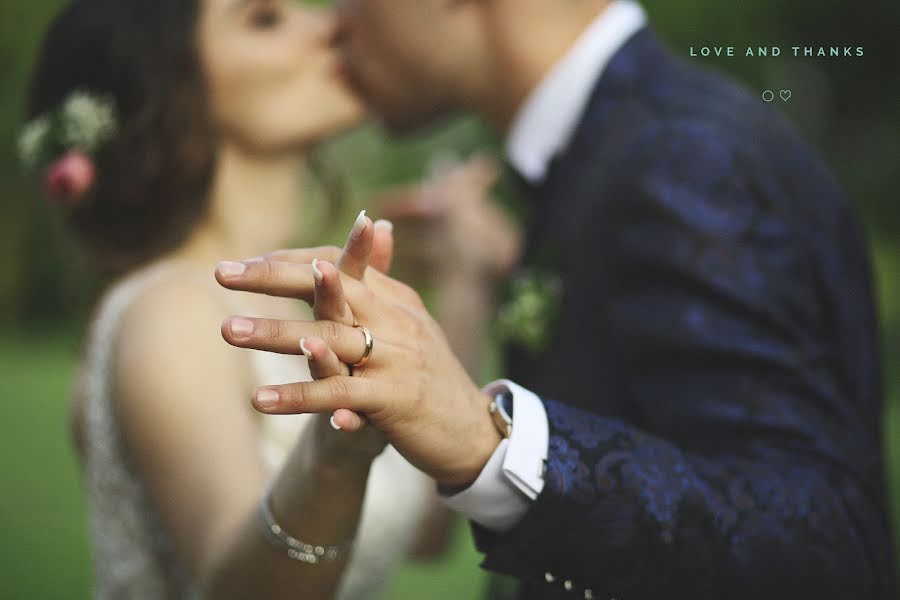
[332,55,369,100]
[332,57,352,84]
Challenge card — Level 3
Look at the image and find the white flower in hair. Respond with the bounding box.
[18,116,51,169]
[60,91,117,153]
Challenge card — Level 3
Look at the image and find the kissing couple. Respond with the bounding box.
[25,0,895,598]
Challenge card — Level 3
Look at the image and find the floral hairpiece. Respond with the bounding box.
[18,90,117,205]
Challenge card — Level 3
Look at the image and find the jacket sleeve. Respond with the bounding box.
[474,123,892,599]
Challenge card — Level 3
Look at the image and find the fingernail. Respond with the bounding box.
[230,318,254,338]
[374,219,394,233]
[217,261,246,278]
[350,209,368,239]
[244,256,264,264]
[256,389,280,409]
[330,415,342,430]
[311,259,324,285]
[300,338,313,360]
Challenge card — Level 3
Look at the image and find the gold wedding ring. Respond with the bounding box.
[351,325,374,368]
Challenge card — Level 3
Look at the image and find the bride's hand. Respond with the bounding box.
[307,220,388,454]
[254,211,392,448]
[301,334,387,460]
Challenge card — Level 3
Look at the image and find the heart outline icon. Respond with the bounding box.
[780,89,792,102]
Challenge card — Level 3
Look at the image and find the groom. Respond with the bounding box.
[218,0,896,597]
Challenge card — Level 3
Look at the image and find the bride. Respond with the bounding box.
[21,0,463,597]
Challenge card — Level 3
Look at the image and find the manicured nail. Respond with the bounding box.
[311,259,324,285]
[230,318,254,338]
[217,261,246,277]
[300,338,313,360]
[350,210,368,240]
[256,389,280,409]
[330,415,342,430]
[374,219,394,233]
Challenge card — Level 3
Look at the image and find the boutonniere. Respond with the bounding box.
[496,267,562,353]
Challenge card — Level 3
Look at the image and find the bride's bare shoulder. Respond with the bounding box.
[111,268,251,411]
[70,267,239,453]
[117,269,227,336]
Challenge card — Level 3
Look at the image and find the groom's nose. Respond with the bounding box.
[329,11,350,48]
[333,0,359,26]
[331,1,362,51]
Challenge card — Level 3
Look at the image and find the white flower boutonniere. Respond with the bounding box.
[496,268,562,353]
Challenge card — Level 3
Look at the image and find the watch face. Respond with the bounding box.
[496,391,513,421]
[490,392,514,439]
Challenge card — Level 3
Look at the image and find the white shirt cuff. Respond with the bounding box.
[440,380,549,532]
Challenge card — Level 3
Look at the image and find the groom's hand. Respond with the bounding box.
[216,257,502,489]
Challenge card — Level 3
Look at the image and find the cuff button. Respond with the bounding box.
[544,572,555,583]
[564,580,573,591]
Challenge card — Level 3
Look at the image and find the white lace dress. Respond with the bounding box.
[79,264,432,599]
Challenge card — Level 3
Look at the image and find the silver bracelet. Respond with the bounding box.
[258,485,353,564]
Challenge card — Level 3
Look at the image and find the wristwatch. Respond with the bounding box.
[489,390,514,439]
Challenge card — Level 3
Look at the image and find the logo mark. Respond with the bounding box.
[762,89,792,102]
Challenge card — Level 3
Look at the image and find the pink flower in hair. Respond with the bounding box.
[44,150,95,205]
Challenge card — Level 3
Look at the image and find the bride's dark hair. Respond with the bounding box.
[27,0,216,270]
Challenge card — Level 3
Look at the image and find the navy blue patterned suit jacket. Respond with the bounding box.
[476,28,897,599]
